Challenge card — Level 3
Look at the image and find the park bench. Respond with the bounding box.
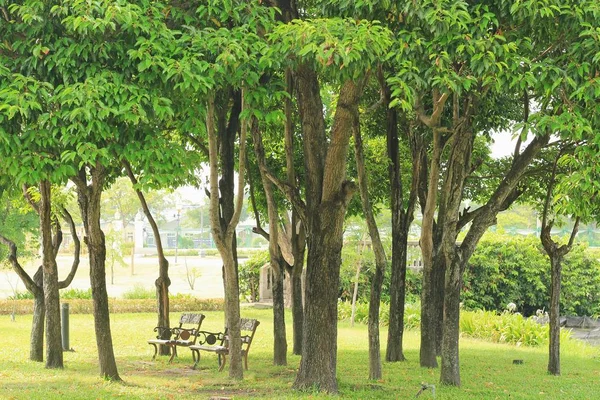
[189,318,260,371]
[148,313,206,363]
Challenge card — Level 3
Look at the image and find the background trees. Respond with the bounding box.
[1,0,599,394]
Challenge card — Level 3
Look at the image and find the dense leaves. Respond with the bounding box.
[464,234,600,317]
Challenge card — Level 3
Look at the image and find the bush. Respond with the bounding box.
[337,300,420,329]
[460,309,573,347]
[7,291,34,300]
[463,233,600,316]
[60,288,92,299]
[239,250,269,302]
[122,284,155,299]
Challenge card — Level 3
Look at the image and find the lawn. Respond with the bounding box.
[1,307,599,399]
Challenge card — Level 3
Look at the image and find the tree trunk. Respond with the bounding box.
[223,250,243,379]
[440,257,463,386]
[155,262,171,356]
[292,70,359,392]
[433,248,446,356]
[39,181,63,369]
[1,203,79,364]
[384,93,420,362]
[122,160,171,356]
[74,166,120,381]
[272,262,287,365]
[30,269,45,362]
[353,111,387,380]
[539,150,579,377]
[294,210,346,393]
[419,128,443,368]
[386,231,408,362]
[438,120,474,386]
[436,123,548,386]
[289,254,304,355]
[252,118,288,366]
[548,255,562,375]
[206,91,246,380]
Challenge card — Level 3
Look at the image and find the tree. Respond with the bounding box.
[388,0,600,386]
[251,117,288,366]
[267,6,393,391]
[0,183,80,367]
[206,91,248,379]
[1,0,189,380]
[352,107,388,379]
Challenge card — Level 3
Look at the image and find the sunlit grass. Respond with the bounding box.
[1,308,599,399]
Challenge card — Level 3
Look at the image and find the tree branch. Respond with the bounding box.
[58,207,81,289]
[181,132,209,157]
[22,184,40,214]
[0,234,40,295]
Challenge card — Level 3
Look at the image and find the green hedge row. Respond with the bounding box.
[0,298,224,315]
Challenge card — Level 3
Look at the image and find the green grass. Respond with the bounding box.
[1,308,599,399]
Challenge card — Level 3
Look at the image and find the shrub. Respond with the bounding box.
[459,309,574,347]
[337,300,420,329]
[60,288,92,299]
[239,250,269,302]
[122,284,156,299]
[463,233,600,316]
[7,291,34,300]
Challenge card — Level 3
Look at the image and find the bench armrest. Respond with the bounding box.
[153,326,173,340]
[197,330,225,345]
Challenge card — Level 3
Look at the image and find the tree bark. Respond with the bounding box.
[294,206,347,392]
[272,260,287,365]
[73,165,120,381]
[385,91,419,362]
[39,181,63,369]
[432,248,445,357]
[420,128,443,368]
[207,92,246,380]
[31,268,45,362]
[122,159,171,356]
[439,99,475,386]
[251,118,288,365]
[292,71,359,393]
[217,89,242,324]
[385,97,406,362]
[539,151,580,376]
[438,131,549,386]
[352,110,387,380]
[288,240,305,355]
[284,68,305,356]
[547,255,562,375]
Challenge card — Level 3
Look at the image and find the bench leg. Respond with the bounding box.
[218,354,227,372]
[150,343,158,361]
[191,349,200,370]
[168,345,177,363]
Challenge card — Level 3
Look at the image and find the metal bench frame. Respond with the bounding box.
[189,318,260,371]
[148,313,206,363]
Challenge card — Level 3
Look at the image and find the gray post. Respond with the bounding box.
[61,303,70,351]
